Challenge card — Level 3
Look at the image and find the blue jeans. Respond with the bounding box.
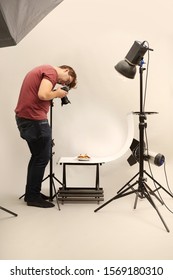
[16,116,51,201]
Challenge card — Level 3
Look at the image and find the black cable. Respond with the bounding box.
[163,161,173,195]
[144,127,173,214]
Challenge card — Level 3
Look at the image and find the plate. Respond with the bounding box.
[77,157,90,161]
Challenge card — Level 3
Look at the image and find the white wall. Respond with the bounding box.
[1,0,173,197]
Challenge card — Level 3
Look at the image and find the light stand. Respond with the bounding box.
[0,206,17,217]
[42,100,64,210]
[94,44,172,232]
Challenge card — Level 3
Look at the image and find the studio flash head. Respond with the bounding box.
[127,138,165,167]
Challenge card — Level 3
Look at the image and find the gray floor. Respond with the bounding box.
[1,160,173,260]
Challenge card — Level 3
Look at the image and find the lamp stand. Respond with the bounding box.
[42,100,64,210]
[94,61,172,232]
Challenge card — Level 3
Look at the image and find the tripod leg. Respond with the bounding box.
[52,174,64,199]
[42,174,50,182]
[144,182,164,205]
[117,172,139,193]
[0,206,18,217]
[94,196,118,212]
[94,178,139,212]
[94,188,138,212]
[142,185,170,232]
[53,175,64,186]
[52,179,60,211]
[134,193,139,209]
[144,170,173,198]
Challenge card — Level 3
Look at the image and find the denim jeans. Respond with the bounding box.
[16,116,51,201]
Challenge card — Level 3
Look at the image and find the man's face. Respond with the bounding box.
[61,69,73,86]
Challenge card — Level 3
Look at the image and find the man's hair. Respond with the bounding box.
[59,65,77,89]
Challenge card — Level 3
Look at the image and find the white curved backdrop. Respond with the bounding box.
[0,0,173,197]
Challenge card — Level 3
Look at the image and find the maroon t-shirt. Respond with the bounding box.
[15,65,58,120]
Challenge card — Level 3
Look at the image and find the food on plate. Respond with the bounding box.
[77,153,90,160]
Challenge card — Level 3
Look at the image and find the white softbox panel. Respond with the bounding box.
[0,0,64,47]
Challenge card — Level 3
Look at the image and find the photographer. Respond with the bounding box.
[15,65,77,208]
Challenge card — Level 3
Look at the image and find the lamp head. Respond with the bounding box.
[115,60,136,79]
[127,138,165,167]
[115,41,148,79]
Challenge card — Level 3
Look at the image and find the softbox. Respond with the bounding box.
[0,0,64,48]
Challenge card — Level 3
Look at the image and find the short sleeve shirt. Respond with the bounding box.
[15,65,58,120]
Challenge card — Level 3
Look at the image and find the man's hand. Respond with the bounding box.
[54,87,68,99]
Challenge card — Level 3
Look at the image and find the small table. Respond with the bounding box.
[57,157,105,203]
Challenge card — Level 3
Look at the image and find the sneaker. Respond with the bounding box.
[27,198,55,208]
[24,193,49,202]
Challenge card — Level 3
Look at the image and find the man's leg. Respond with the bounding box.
[16,117,54,208]
[25,122,54,207]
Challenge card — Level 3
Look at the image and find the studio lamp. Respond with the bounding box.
[115,41,148,79]
[95,40,172,232]
[127,138,165,167]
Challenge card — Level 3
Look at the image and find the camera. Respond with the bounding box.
[61,85,71,106]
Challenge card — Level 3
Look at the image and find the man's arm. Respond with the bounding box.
[38,78,67,100]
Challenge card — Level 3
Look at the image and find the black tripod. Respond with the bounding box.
[0,205,17,217]
[94,61,171,232]
[42,100,64,210]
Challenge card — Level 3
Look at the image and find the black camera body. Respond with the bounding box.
[61,85,71,106]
